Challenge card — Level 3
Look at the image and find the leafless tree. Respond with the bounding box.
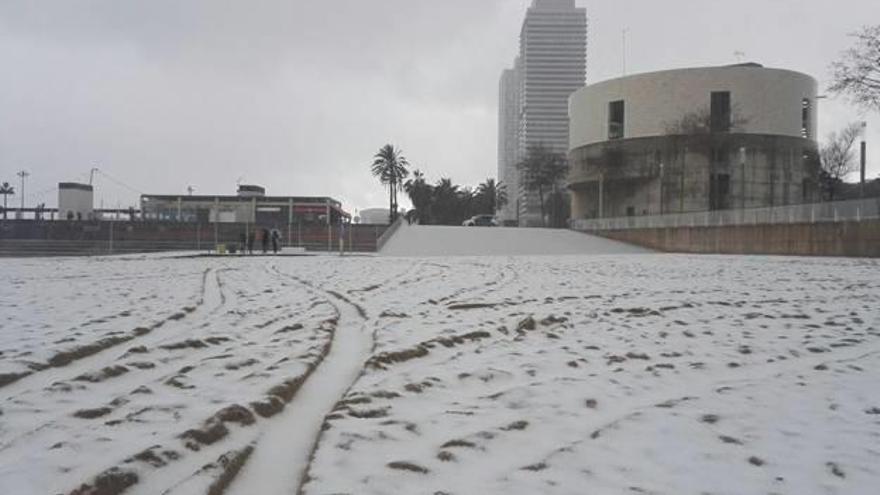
[830,25,880,112]
[518,144,568,227]
[820,122,863,200]
[662,106,749,136]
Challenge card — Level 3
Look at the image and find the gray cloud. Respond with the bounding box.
[1,0,878,213]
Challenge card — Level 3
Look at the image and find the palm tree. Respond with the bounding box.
[432,178,461,225]
[475,178,508,214]
[518,144,568,227]
[0,182,14,220]
[404,169,433,224]
[371,144,410,223]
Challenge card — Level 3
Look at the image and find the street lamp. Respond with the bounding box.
[16,170,29,216]
[860,121,868,198]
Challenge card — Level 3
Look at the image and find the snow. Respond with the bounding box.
[380,224,650,256]
[1,252,879,494]
[226,284,372,495]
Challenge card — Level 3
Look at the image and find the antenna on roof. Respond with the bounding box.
[734,51,746,63]
[622,28,628,76]
[187,185,195,196]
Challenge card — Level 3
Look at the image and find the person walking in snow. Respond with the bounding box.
[261,227,270,253]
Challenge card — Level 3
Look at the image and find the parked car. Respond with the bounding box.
[462,215,498,227]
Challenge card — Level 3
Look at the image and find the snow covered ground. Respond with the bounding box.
[1,252,879,495]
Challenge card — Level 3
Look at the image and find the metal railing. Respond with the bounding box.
[572,197,880,231]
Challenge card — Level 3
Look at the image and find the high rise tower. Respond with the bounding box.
[498,0,586,226]
[497,57,522,225]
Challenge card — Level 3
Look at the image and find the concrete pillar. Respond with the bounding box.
[570,187,587,220]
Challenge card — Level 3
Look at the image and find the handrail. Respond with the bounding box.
[572,197,880,231]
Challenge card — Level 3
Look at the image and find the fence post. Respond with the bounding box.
[109,220,114,254]
[213,197,219,250]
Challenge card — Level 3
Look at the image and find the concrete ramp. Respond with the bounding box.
[379,225,650,256]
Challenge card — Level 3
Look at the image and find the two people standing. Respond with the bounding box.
[240,228,281,254]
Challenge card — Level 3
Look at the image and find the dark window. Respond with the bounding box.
[710,146,729,167]
[801,98,811,139]
[608,100,625,140]
[710,91,731,133]
[626,206,635,217]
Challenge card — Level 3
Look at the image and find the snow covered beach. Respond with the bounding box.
[1,253,879,494]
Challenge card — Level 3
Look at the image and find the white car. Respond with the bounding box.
[462,215,498,227]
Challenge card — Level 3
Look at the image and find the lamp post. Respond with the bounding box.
[739,146,747,210]
[860,121,867,199]
[16,170,29,215]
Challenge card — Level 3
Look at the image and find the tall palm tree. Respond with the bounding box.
[371,144,410,223]
[0,182,14,220]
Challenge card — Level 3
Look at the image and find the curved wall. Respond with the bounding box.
[569,65,818,150]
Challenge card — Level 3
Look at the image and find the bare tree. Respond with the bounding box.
[662,106,749,136]
[518,144,568,227]
[830,25,880,112]
[820,122,863,200]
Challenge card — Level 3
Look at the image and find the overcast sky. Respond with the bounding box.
[1,0,879,213]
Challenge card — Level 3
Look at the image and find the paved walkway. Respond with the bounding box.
[380,225,651,256]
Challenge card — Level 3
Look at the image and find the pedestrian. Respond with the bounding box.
[247,230,255,254]
[271,228,280,254]
[239,232,246,254]
[261,227,269,253]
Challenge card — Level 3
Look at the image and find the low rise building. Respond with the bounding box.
[58,182,94,220]
[568,63,821,220]
[140,185,349,226]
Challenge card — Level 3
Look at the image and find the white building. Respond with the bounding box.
[358,208,390,225]
[567,64,821,219]
[498,0,587,226]
[58,183,94,221]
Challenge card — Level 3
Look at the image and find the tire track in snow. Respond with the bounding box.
[227,272,373,495]
[0,267,213,392]
[0,268,232,457]
[60,267,337,495]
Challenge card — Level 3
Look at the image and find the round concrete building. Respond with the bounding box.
[567,63,821,220]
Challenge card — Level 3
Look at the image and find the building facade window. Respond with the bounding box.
[710,91,731,132]
[801,98,812,139]
[608,100,625,140]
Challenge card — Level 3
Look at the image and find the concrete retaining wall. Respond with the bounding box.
[595,220,880,258]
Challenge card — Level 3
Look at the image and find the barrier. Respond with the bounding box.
[572,198,880,232]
